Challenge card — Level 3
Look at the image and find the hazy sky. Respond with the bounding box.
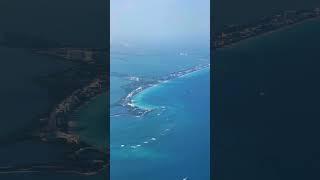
[111,0,210,45]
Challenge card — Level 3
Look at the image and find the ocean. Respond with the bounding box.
[1,1,319,179]
[110,46,210,179]
[214,18,320,179]
[0,1,107,179]
[0,47,72,138]
[0,46,107,180]
[76,93,108,149]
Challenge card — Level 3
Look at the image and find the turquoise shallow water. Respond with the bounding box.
[76,93,108,149]
[111,67,210,180]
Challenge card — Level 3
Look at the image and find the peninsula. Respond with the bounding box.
[213,8,320,49]
[118,64,210,116]
[0,33,108,175]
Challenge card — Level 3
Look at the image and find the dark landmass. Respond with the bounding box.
[213,8,320,49]
[0,33,108,175]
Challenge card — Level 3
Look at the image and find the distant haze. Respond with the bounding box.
[111,0,210,46]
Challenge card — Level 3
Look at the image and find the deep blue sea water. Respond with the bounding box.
[111,67,210,180]
[110,45,209,77]
[214,19,320,180]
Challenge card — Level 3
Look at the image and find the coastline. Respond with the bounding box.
[216,16,320,51]
[110,57,211,180]
[1,7,319,176]
[70,92,108,150]
[213,8,320,50]
[0,43,108,175]
[119,64,210,114]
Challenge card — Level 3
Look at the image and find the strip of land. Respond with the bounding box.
[117,64,210,117]
[213,8,320,50]
[0,33,108,175]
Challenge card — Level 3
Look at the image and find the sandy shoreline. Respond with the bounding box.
[119,64,210,114]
